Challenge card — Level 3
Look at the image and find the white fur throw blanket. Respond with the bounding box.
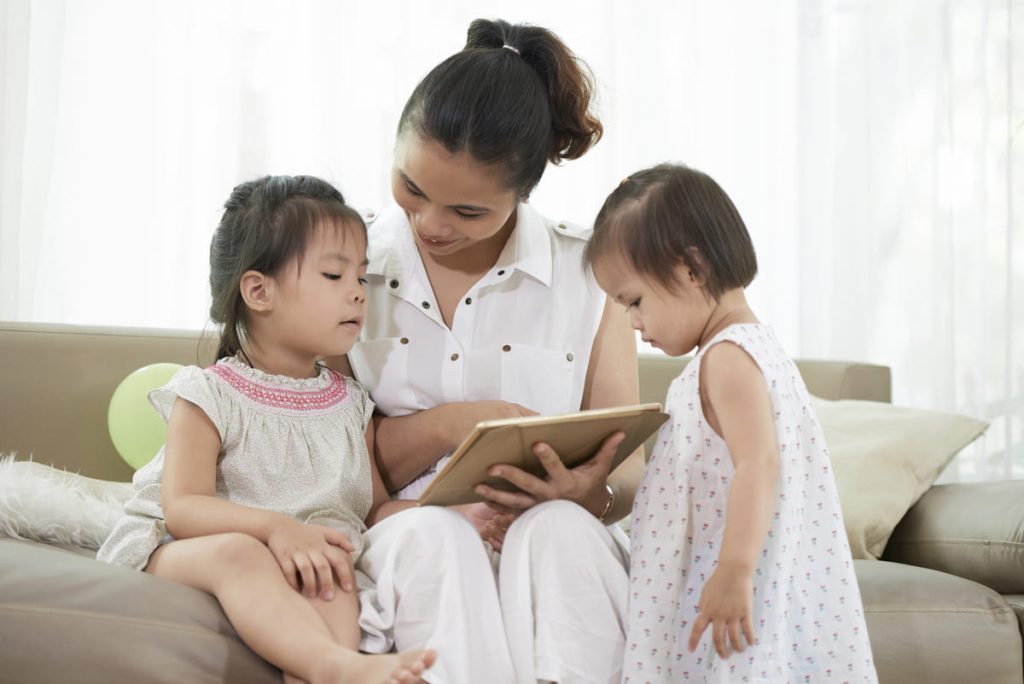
[0,454,132,550]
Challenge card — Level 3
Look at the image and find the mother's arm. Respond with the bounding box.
[580,296,645,523]
[327,355,535,492]
[472,297,644,524]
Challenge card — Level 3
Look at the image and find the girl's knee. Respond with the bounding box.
[210,532,273,570]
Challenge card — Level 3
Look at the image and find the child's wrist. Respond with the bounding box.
[714,558,755,577]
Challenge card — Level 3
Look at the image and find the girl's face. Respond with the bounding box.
[593,254,714,357]
[270,222,368,360]
[391,132,520,259]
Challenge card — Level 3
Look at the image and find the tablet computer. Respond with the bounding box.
[417,403,669,507]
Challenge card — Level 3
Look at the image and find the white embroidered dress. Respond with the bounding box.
[97,356,375,569]
[624,324,877,684]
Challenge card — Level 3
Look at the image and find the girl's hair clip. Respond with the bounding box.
[502,44,521,55]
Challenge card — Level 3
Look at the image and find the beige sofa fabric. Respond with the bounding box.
[885,481,1024,593]
[0,323,216,481]
[0,538,279,684]
[857,559,1022,684]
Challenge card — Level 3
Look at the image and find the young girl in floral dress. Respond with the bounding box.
[585,164,878,684]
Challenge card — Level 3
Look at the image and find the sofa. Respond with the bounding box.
[0,321,1021,683]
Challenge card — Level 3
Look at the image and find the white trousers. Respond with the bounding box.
[356,501,630,684]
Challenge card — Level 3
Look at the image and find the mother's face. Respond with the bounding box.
[391,132,520,259]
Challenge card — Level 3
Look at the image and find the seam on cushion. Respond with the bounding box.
[864,605,1014,616]
[888,539,1024,548]
[0,604,238,641]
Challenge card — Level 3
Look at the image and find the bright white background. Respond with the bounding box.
[1,0,1021,480]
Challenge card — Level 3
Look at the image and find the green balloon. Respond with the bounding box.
[108,363,183,470]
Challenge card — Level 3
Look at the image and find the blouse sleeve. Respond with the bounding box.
[148,366,226,440]
[346,376,376,432]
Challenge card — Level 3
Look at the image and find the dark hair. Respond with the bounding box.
[397,18,603,196]
[208,175,365,361]
[584,163,758,299]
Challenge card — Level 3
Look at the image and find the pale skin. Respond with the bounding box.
[329,133,643,541]
[593,252,779,660]
[146,225,435,684]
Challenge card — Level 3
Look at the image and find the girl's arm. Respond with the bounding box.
[161,398,298,541]
[688,342,779,658]
[328,355,537,493]
[161,398,355,598]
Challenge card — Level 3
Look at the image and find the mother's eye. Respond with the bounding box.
[322,273,342,281]
[402,179,424,197]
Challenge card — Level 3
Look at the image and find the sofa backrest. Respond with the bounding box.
[0,322,891,481]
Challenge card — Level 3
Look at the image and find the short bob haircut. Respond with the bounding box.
[584,163,757,299]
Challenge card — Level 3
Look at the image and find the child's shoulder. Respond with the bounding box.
[699,339,765,391]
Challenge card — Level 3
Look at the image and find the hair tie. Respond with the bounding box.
[502,44,521,55]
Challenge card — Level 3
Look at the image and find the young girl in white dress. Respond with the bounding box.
[97,176,435,684]
[584,164,878,683]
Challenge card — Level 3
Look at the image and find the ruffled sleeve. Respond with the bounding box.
[148,366,226,440]
[346,376,376,432]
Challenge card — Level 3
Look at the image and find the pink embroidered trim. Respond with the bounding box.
[208,364,348,412]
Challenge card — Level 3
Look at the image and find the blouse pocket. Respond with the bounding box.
[348,337,421,416]
[499,343,576,416]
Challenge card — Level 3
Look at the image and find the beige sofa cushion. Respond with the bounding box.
[856,559,1022,684]
[0,538,279,684]
[884,481,1024,593]
[814,398,987,559]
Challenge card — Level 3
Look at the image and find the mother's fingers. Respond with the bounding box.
[584,431,626,473]
[532,442,573,485]
[475,482,537,511]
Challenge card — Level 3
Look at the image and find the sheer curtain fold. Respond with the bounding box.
[0,0,1020,478]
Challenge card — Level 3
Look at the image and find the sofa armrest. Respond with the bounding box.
[882,481,1024,594]
[795,359,891,403]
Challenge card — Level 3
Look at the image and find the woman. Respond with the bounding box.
[336,19,642,684]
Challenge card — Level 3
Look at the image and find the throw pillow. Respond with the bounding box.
[0,454,131,550]
[812,397,988,559]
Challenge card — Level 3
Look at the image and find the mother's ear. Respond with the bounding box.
[239,270,273,313]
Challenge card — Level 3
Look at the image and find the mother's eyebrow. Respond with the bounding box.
[398,169,492,214]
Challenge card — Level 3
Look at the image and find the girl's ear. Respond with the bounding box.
[239,270,273,313]
[675,248,709,289]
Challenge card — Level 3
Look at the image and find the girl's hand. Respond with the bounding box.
[474,431,626,516]
[266,518,356,600]
[688,566,756,659]
[452,503,518,551]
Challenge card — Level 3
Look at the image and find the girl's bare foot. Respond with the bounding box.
[310,648,437,684]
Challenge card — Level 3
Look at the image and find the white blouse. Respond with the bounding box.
[348,202,607,499]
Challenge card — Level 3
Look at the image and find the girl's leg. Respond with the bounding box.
[145,533,434,684]
[499,500,630,684]
[357,506,518,684]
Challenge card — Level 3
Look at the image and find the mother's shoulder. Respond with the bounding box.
[520,203,592,244]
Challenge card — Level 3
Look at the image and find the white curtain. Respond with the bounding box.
[1,0,1021,479]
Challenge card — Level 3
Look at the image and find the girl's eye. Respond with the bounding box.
[626,298,641,310]
[358,277,368,285]
[323,273,342,281]
[455,209,484,220]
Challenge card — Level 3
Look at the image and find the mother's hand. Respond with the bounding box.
[474,431,626,517]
